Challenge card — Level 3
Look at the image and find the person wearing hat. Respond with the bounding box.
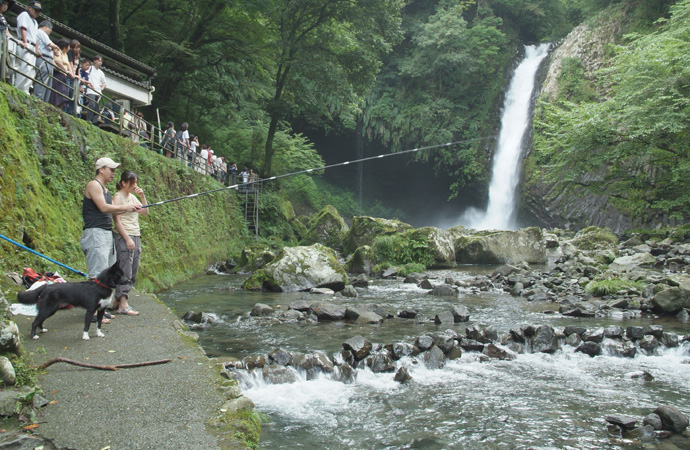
[81,157,142,282]
[13,1,41,94]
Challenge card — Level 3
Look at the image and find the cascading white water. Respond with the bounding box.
[462,43,550,230]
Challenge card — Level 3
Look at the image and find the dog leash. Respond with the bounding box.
[93,278,113,289]
[0,234,88,278]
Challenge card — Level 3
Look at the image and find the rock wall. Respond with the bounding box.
[520,2,683,233]
[0,83,247,291]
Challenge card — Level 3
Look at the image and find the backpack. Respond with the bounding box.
[22,268,44,288]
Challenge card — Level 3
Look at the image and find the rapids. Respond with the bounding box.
[158,269,690,449]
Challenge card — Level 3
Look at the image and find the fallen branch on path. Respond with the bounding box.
[36,357,173,371]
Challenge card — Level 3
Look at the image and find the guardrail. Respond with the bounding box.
[1,33,232,185]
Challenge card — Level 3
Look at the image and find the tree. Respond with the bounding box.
[259,0,404,176]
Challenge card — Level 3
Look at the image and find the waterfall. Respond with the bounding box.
[462,43,550,230]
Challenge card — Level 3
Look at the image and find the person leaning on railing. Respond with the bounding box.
[14,0,40,94]
[33,20,58,103]
[49,38,74,110]
[84,55,106,125]
[160,121,175,156]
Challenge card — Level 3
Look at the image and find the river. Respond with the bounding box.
[158,267,690,449]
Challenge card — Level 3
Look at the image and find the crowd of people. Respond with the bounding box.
[2,1,256,190]
[159,120,247,186]
[4,1,107,123]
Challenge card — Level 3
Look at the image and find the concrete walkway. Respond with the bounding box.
[14,291,233,450]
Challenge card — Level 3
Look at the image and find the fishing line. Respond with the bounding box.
[141,136,495,208]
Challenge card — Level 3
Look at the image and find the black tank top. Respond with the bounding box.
[82,180,113,230]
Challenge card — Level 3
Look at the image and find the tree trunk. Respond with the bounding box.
[264,115,279,177]
[109,0,125,52]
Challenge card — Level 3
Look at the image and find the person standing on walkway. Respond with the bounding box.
[112,170,148,316]
[81,157,141,279]
[14,1,41,94]
[84,55,106,124]
[33,20,57,102]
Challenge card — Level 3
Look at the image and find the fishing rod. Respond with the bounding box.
[0,234,88,277]
[141,136,495,208]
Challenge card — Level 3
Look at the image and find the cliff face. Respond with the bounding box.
[0,83,247,291]
[520,1,683,233]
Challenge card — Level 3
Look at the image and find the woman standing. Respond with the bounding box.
[112,170,149,315]
[50,39,75,110]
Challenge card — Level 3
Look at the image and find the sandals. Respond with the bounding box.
[118,306,139,316]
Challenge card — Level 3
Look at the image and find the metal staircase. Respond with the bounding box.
[243,182,259,239]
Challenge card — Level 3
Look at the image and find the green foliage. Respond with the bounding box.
[256,189,298,244]
[530,0,690,222]
[363,1,510,196]
[585,278,646,296]
[213,409,269,449]
[371,233,435,268]
[398,263,426,277]
[557,58,598,102]
[10,356,37,388]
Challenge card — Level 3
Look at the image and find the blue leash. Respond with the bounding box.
[0,234,87,278]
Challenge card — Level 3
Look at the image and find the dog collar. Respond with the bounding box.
[93,278,113,289]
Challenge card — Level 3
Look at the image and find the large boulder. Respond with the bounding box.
[654,405,689,433]
[402,227,456,268]
[566,226,619,262]
[0,321,21,355]
[314,303,347,321]
[343,336,372,361]
[454,227,546,265]
[236,246,276,273]
[303,205,349,249]
[347,245,375,275]
[530,325,559,354]
[651,288,686,313]
[610,252,656,270]
[342,216,413,255]
[242,244,348,292]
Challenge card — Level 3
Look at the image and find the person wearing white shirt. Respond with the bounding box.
[34,20,57,102]
[14,1,41,94]
[85,55,107,124]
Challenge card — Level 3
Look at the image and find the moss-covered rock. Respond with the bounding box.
[454,227,546,264]
[342,216,413,255]
[236,246,275,273]
[242,244,348,292]
[403,227,455,268]
[562,226,619,264]
[302,205,348,249]
[347,245,374,275]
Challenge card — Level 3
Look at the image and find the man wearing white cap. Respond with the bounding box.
[81,157,141,279]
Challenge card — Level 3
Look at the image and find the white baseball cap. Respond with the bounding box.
[95,157,120,170]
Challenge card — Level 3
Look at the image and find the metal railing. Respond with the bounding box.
[1,33,233,186]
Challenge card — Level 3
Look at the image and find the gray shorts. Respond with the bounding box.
[80,228,116,278]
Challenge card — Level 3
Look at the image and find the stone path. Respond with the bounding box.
[13,291,232,450]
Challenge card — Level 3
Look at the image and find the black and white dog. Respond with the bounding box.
[17,263,125,340]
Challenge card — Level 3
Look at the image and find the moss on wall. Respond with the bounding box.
[0,84,248,291]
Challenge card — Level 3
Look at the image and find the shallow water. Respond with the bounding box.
[158,268,690,449]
